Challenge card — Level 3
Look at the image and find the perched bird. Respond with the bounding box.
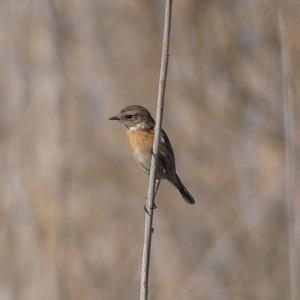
[109,105,195,204]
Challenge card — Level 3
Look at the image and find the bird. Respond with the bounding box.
[109,105,195,204]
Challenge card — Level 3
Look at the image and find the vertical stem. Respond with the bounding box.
[140,1,172,300]
[279,10,298,300]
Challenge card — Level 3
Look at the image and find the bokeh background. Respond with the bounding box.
[0,0,300,299]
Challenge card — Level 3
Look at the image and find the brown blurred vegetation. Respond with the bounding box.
[0,0,300,299]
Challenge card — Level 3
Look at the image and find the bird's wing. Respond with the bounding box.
[157,129,176,174]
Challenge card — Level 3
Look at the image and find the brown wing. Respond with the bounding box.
[158,129,176,176]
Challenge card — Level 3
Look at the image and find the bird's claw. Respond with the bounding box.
[144,203,157,216]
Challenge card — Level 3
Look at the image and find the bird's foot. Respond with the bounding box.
[143,202,157,216]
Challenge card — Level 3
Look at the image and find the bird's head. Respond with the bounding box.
[109,105,155,131]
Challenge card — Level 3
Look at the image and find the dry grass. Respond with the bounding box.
[0,1,299,299]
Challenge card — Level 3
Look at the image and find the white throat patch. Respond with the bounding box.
[128,123,144,131]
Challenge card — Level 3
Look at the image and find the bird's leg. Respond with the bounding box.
[153,179,161,208]
[144,151,162,215]
[144,179,160,215]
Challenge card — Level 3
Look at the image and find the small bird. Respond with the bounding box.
[109,105,195,204]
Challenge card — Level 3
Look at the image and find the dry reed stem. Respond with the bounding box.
[140,1,172,300]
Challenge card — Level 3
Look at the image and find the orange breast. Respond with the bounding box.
[127,130,154,155]
[126,130,154,174]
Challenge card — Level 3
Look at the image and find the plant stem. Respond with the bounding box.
[140,1,172,300]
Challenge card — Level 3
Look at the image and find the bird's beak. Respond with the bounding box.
[109,115,120,121]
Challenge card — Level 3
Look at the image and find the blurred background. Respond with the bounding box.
[0,0,299,299]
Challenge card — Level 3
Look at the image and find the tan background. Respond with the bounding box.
[0,0,299,299]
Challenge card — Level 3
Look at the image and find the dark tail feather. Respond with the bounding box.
[170,174,195,204]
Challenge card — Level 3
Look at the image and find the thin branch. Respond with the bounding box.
[278,10,298,300]
[140,1,173,300]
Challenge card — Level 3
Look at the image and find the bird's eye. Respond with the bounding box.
[126,114,133,120]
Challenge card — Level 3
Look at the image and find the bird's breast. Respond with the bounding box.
[127,130,154,173]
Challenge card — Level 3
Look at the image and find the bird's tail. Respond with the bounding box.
[170,174,195,204]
